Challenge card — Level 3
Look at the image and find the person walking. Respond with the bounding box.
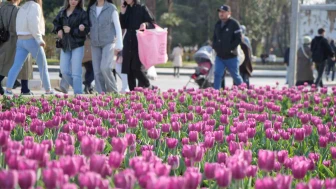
[311,28,335,87]
[115,50,130,93]
[4,0,53,95]
[239,39,253,88]
[212,4,243,90]
[82,36,95,94]
[53,0,89,95]
[325,39,336,81]
[120,0,155,91]
[296,36,314,86]
[172,43,184,78]
[0,0,34,95]
[88,0,123,94]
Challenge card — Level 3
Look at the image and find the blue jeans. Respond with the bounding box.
[60,47,84,94]
[214,56,243,89]
[6,38,51,91]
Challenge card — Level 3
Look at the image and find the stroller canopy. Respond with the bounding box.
[193,46,215,64]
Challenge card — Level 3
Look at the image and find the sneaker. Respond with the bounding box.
[54,87,68,94]
[45,90,55,95]
[4,90,13,96]
[21,91,34,96]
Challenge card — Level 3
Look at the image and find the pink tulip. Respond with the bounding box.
[161,124,170,133]
[184,167,202,189]
[331,147,336,160]
[204,135,215,148]
[277,150,288,164]
[319,136,328,148]
[214,130,224,143]
[109,151,124,169]
[78,171,102,189]
[167,155,180,170]
[294,128,305,142]
[309,178,324,189]
[111,137,128,155]
[114,169,136,189]
[217,152,227,164]
[108,128,118,138]
[275,174,292,189]
[204,162,218,179]
[89,154,112,178]
[246,165,258,177]
[154,162,171,177]
[291,160,309,179]
[214,167,232,187]
[61,183,78,189]
[18,170,36,189]
[258,150,275,172]
[43,168,67,189]
[166,138,178,149]
[326,178,336,189]
[255,177,277,189]
[0,170,18,189]
[227,158,248,180]
[296,182,310,189]
[189,131,198,143]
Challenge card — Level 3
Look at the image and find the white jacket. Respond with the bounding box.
[16,1,45,44]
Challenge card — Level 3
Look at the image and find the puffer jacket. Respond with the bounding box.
[53,7,89,51]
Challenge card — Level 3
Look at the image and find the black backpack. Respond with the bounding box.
[312,38,324,63]
[0,6,15,44]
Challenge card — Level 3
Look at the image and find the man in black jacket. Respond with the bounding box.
[311,28,335,87]
[212,5,243,89]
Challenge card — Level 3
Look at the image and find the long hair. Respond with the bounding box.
[63,0,84,10]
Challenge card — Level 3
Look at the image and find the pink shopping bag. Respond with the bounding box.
[136,24,168,69]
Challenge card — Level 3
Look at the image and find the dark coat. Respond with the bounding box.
[311,36,334,62]
[0,2,32,80]
[119,3,155,74]
[212,17,242,60]
[239,41,253,76]
[53,7,89,52]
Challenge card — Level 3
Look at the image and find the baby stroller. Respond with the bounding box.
[185,46,215,89]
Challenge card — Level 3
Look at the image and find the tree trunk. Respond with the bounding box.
[145,0,156,18]
[167,0,173,55]
[226,0,240,19]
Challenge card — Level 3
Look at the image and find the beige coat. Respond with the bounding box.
[172,46,184,67]
[0,2,33,80]
[297,44,313,82]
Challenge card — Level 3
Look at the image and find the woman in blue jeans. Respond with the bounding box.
[53,0,89,94]
[5,0,53,95]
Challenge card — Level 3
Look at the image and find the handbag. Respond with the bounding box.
[0,6,15,44]
[55,38,63,48]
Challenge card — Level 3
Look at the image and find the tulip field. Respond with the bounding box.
[1,84,336,189]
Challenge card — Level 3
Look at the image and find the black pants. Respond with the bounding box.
[83,61,94,86]
[128,69,150,91]
[174,67,180,77]
[315,61,326,87]
[326,60,335,81]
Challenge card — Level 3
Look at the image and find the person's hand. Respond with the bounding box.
[139,23,146,31]
[40,41,46,47]
[114,49,121,56]
[57,30,63,39]
[63,26,71,33]
[332,57,336,61]
[79,24,85,31]
[121,0,127,14]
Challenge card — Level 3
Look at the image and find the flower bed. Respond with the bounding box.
[0,85,336,189]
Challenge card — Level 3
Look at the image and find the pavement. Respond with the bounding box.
[1,65,335,96]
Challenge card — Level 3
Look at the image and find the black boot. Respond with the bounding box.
[13,80,21,89]
[0,86,4,95]
[84,84,90,94]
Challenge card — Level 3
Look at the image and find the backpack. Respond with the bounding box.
[312,38,324,63]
